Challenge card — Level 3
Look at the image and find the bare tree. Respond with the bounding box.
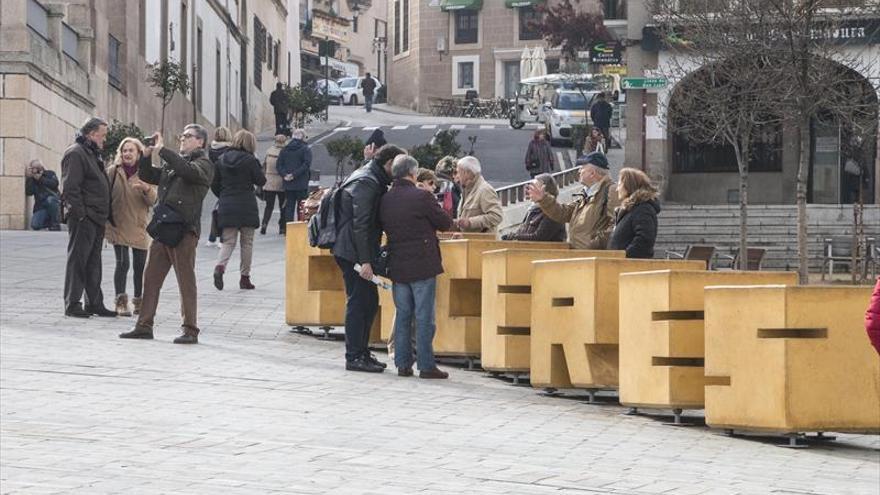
[650,0,879,281]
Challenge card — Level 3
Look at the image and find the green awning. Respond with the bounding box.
[505,0,543,7]
[441,0,482,11]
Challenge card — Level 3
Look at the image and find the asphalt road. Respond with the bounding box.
[308,123,576,188]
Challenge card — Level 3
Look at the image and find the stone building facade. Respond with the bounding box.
[0,0,301,229]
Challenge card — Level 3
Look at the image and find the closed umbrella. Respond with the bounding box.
[530,46,547,78]
[520,47,532,82]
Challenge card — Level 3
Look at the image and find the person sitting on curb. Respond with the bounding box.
[453,156,502,233]
[526,151,618,250]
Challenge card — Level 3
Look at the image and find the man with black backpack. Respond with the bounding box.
[331,144,406,373]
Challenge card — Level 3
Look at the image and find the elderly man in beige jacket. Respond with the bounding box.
[526,151,618,250]
[453,156,503,233]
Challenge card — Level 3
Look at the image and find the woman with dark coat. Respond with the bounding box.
[206,126,233,247]
[503,173,565,242]
[524,129,557,178]
[212,130,267,290]
[609,168,661,259]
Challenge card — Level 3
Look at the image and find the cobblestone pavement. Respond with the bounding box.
[1,231,878,494]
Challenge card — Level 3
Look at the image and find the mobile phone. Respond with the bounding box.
[143,136,156,147]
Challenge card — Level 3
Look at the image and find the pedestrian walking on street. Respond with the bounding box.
[435,156,461,218]
[105,137,157,316]
[332,144,407,373]
[61,117,116,318]
[589,92,614,150]
[207,127,233,247]
[361,73,377,113]
[609,168,660,259]
[527,151,618,250]
[24,160,61,231]
[866,277,880,355]
[503,173,565,242]
[380,155,454,379]
[212,130,267,291]
[276,129,312,228]
[524,129,557,178]
[118,124,214,344]
[453,156,503,233]
[270,82,290,135]
[261,134,288,235]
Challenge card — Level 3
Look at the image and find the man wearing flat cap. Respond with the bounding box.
[526,151,619,250]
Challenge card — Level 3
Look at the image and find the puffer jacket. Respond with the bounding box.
[536,175,618,250]
[262,143,285,192]
[866,277,880,355]
[276,138,311,192]
[609,187,661,259]
[138,147,214,237]
[457,174,503,232]
[332,160,391,264]
[211,148,267,229]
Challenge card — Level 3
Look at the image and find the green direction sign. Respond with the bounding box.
[622,77,668,90]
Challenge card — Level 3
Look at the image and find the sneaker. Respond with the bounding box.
[204,239,215,247]
[365,353,387,369]
[119,326,154,339]
[397,367,413,377]
[419,368,449,379]
[345,357,384,373]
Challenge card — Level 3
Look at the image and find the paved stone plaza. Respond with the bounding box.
[1,231,878,494]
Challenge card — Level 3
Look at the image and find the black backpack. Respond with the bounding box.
[308,187,340,249]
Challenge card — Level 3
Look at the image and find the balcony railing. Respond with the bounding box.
[495,164,582,208]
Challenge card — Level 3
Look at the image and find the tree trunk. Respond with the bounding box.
[736,141,750,270]
[796,117,811,284]
[160,104,167,135]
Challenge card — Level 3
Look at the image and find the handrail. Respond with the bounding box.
[494,165,582,208]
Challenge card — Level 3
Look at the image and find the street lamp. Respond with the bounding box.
[372,35,387,84]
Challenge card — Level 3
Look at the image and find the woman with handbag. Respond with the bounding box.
[211,130,267,290]
[105,137,157,316]
[524,129,556,179]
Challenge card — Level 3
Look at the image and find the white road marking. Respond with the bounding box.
[479,125,495,129]
[391,125,409,130]
[334,127,352,132]
[450,124,466,130]
[420,125,438,129]
[363,126,380,131]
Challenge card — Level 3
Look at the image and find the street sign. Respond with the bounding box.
[621,77,668,90]
[590,41,623,65]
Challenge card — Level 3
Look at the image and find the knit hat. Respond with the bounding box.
[576,151,609,170]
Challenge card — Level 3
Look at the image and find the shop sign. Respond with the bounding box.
[589,41,623,65]
[312,12,350,43]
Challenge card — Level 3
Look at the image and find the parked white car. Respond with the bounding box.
[337,76,382,106]
[314,79,343,105]
[541,90,599,144]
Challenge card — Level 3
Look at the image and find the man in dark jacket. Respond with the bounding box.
[119,124,214,344]
[333,143,406,373]
[380,155,453,379]
[361,73,377,113]
[270,83,290,135]
[25,159,61,231]
[276,129,312,230]
[62,117,115,318]
[589,92,614,150]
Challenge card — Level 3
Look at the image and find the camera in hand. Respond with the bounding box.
[143,136,156,147]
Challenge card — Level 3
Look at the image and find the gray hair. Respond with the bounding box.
[457,156,481,175]
[291,128,306,140]
[535,173,559,197]
[391,155,419,180]
[184,124,208,147]
[80,117,108,136]
[589,164,609,176]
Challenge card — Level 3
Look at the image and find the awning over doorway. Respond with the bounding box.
[441,0,482,11]
[504,0,543,7]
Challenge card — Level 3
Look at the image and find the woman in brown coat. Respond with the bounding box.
[105,137,157,316]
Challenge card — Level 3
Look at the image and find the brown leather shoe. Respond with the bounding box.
[239,275,255,290]
[397,367,413,377]
[119,326,153,339]
[173,327,199,344]
[213,265,224,291]
[419,368,449,379]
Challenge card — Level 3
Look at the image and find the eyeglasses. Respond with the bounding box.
[179,133,197,141]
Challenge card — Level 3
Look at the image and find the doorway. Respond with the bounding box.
[503,61,520,100]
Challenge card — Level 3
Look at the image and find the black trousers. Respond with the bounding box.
[261,191,287,228]
[335,257,378,363]
[113,245,147,297]
[274,112,289,135]
[64,216,106,310]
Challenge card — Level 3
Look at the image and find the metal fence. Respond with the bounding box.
[495,164,582,207]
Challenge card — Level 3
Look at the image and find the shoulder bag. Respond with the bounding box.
[146,174,186,247]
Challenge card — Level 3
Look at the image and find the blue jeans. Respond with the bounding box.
[364,94,374,112]
[31,196,60,230]
[392,277,438,371]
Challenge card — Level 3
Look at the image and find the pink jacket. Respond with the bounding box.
[866,277,880,355]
